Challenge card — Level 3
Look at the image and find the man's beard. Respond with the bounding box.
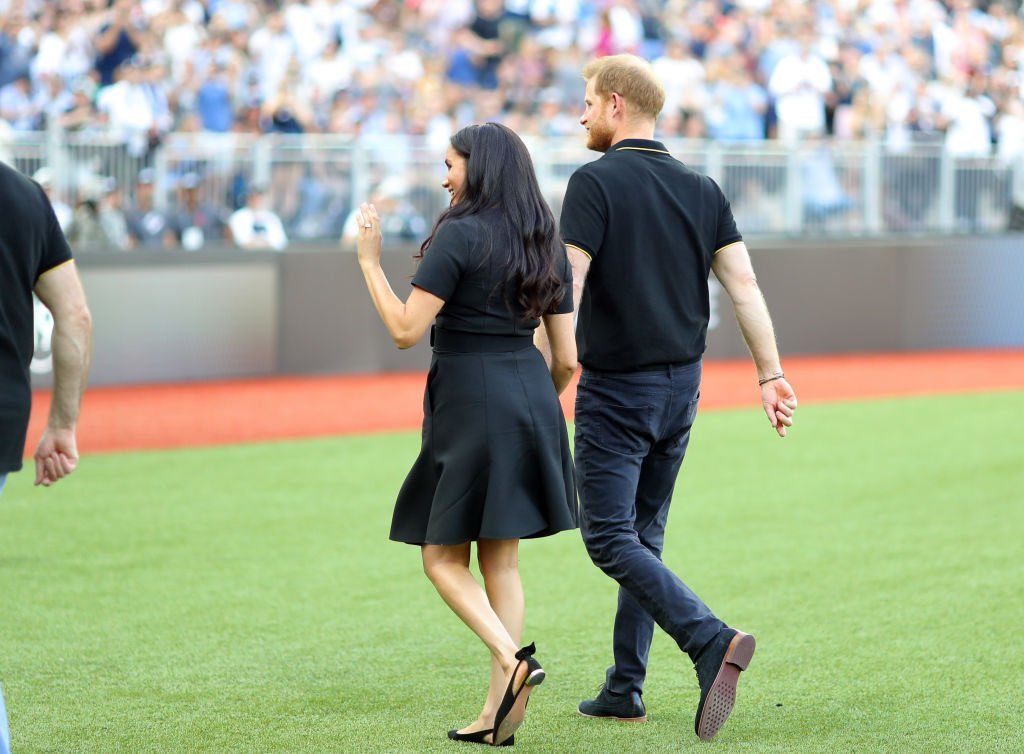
[586,118,614,152]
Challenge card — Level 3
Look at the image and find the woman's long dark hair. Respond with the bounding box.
[418,123,566,320]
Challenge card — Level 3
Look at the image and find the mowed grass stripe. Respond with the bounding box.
[1,391,1022,753]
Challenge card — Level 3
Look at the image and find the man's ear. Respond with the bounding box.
[609,92,625,118]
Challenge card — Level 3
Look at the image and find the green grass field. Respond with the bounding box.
[1,391,1022,753]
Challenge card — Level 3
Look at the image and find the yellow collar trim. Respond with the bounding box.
[614,146,670,155]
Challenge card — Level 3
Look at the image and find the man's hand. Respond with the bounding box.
[34,427,79,486]
[761,378,797,438]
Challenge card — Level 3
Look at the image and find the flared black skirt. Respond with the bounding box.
[390,343,578,545]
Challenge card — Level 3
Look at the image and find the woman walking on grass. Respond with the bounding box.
[351,122,578,747]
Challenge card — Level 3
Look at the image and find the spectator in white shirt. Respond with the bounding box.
[652,38,707,124]
[996,97,1024,230]
[303,39,353,115]
[768,32,833,141]
[940,72,995,158]
[249,12,296,103]
[938,70,996,229]
[228,184,288,251]
[32,167,73,232]
[96,57,158,156]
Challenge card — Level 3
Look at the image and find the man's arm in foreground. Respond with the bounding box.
[712,242,797,437]
[535,245,590,366]
[33,261,93,485]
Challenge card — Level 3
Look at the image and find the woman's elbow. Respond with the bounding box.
[552,358,578,382]
[392,327,424,350]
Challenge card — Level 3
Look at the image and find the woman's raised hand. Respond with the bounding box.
[355,202,382,267]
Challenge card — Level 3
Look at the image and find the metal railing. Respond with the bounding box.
[2,129,1019,243]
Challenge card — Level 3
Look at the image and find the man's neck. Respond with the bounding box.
[610,122,658,148]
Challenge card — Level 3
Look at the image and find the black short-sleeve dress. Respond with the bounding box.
[389,209,578,545]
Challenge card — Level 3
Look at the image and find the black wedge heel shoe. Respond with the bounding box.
[446,728,513,746]
[492,643,545,746]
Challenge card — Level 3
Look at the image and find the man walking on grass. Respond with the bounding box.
[558,55,797,741]
[0,158,93,754]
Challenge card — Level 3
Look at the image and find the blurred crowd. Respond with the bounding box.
[1,0,1024,246]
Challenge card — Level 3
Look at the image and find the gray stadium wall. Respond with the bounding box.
[31,236,1024,388]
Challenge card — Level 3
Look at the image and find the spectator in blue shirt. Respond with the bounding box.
[93,0,144,87]
[0,16,32,88]
[706,57,768,143]
[0,74,40,130]
[196,62,236,133]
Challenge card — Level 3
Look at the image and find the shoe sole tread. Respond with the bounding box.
[696,631,756,741]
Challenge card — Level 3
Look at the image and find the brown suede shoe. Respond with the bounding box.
[693,628,756,741]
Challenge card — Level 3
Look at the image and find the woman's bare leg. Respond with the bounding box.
[477,538,525,724]
[422,542,519,736]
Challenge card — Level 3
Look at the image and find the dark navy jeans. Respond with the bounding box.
[574,362,724,696]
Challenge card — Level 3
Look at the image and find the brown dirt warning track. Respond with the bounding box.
[25,349,1024,455]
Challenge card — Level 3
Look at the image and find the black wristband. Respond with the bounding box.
[758,372,784,386]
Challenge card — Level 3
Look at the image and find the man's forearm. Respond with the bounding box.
[533,323,553,369]
[48,314,92,428]
[730,281,783,378]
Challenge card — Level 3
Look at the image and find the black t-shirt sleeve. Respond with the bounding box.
[559,169,606,261]
[551,248,574,314]
[710,178,743,251]
[411,221,468,301]
[36,187,73,281]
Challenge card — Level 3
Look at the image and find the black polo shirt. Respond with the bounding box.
[559,138,743,372]
[0,160,74,472]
